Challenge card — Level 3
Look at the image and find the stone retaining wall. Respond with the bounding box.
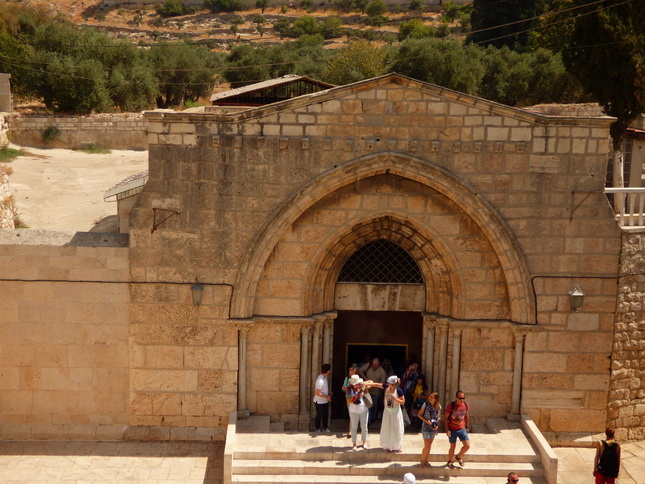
[7,113,148,150]
[610,231,645,441]
[0,231,131,440]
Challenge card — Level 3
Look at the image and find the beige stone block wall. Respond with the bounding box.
[133,75,619,434]
[0,244,130,440]
[0,73,11,113]
[7,113,147,150]
[127,283,235,441]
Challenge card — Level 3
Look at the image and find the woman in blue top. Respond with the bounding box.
[417,392,441,467]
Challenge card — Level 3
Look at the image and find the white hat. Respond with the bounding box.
[349,374,363,386]
[387,375,399,385]
[403,473,416,484]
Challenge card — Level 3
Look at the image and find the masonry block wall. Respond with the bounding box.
[0,241,130,440]
[0,73,11,113]
[128,74,621,434]
[611,232,645,441]
[7,113,147,150]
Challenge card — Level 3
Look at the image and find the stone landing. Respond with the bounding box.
[228,416,555,483]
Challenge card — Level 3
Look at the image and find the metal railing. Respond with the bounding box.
[605,187,645,227]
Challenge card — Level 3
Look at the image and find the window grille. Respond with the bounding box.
[338,239,424,284]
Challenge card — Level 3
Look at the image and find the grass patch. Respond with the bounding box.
[73,143,112,155]
[0,146,24,162]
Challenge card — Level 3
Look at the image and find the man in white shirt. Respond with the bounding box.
[361,357,386,424]
[313,363,332,433]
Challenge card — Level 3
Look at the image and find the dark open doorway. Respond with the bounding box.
[330,310,422,418]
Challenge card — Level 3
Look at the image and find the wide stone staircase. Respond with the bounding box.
[226,415,557,484]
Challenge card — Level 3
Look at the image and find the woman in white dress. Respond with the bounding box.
[380,375,406,453]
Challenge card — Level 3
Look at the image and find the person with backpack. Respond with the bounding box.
[593,427,621,484]
[445,390,470,469]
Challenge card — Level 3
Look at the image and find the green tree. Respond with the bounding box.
[148,42,220,108]
[223,44,295,87]
[408,0,423,12]
[320,16,342,39]
[366,0,386,17]
[255,0,270,12]
[542,0,645,188]
[204,0,245,13]
[467,0,546,50]
[273,18,292,39]
[156,0,187,18]
[389,38,484,95]
[291,15,319,37]
[322,40,385,85]
[398,18,434,41]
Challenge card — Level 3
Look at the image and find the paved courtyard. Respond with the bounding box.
[0,438,643,483]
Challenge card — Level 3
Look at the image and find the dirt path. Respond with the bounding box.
[6,144,148,232]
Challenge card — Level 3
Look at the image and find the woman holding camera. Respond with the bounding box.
[418,392,441,467]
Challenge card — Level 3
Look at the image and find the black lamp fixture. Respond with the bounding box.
[191,278,204,306]
[569,285,584,312]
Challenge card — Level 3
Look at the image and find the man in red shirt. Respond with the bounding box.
[445,390,470,469]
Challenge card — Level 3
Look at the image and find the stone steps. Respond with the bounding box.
[229,417,552,484]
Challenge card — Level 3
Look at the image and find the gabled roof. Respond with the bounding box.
[210,75,335,107]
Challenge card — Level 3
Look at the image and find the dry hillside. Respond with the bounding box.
[23,0,442,49]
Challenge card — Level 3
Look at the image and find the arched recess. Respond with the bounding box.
[231,151,535,324]
[304,214,461,316]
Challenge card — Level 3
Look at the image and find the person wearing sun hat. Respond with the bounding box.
[380,375,406,453]
[346,373,383,451]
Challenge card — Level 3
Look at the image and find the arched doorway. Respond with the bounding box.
[329,239,426,419]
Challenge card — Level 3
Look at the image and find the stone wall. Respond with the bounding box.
[0,73,11,113]
[610,231,645,441]
[101,0,451,6]
[7,113,147,150]
[0,232,130,440]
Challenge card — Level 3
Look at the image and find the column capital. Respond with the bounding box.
[422,314,438,330]
[511,325,531,341]
[234,322,254,334]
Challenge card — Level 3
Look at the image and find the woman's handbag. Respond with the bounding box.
[363,392,373,408]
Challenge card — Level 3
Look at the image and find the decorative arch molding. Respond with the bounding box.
[304,214,461,317]
[231,151,535,324]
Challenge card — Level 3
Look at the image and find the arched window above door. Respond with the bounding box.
[338,239,424,284]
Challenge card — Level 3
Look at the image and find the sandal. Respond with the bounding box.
[352,445,358,452]
[456,456,464,467]
[447,461,455,469]
[361,443,368,450]
[420,461,431,468]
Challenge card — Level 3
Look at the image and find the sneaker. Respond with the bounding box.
[352,445,358,452]
[323,428,332,433]
[315,429,322,433]
[361,443,368,450]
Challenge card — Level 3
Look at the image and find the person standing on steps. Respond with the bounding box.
[313,363,332,433]
[380,375,406,453]
[506,472,520,482]
[418,392,441,467]
[361,357,386,425]
[342,364,359,438]
[445,390,470,469]
[593,428,621,484]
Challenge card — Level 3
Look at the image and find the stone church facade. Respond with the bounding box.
[1,74,642,442]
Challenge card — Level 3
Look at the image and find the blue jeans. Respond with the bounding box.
[349,410,368,444]
[448,427,469,443]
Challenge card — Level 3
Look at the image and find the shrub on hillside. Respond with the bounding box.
[204,0,245,13]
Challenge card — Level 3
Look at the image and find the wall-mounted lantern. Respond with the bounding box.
[191,279,204,307]
[569,285,584,312]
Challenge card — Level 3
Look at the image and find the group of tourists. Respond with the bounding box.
[314,363,622,481]
[313,362,471,469]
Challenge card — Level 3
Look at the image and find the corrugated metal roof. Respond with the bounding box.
[104,170,149,201]
[210,75,334,104]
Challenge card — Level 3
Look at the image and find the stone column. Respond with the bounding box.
[450,326,463,402]
[437,320,449,409]
[310,320,323,402]
[322,317,333,365]
[509,326,529,421]
[423,315,437,391]
[235,322,253,416]
[299,322,312,429]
